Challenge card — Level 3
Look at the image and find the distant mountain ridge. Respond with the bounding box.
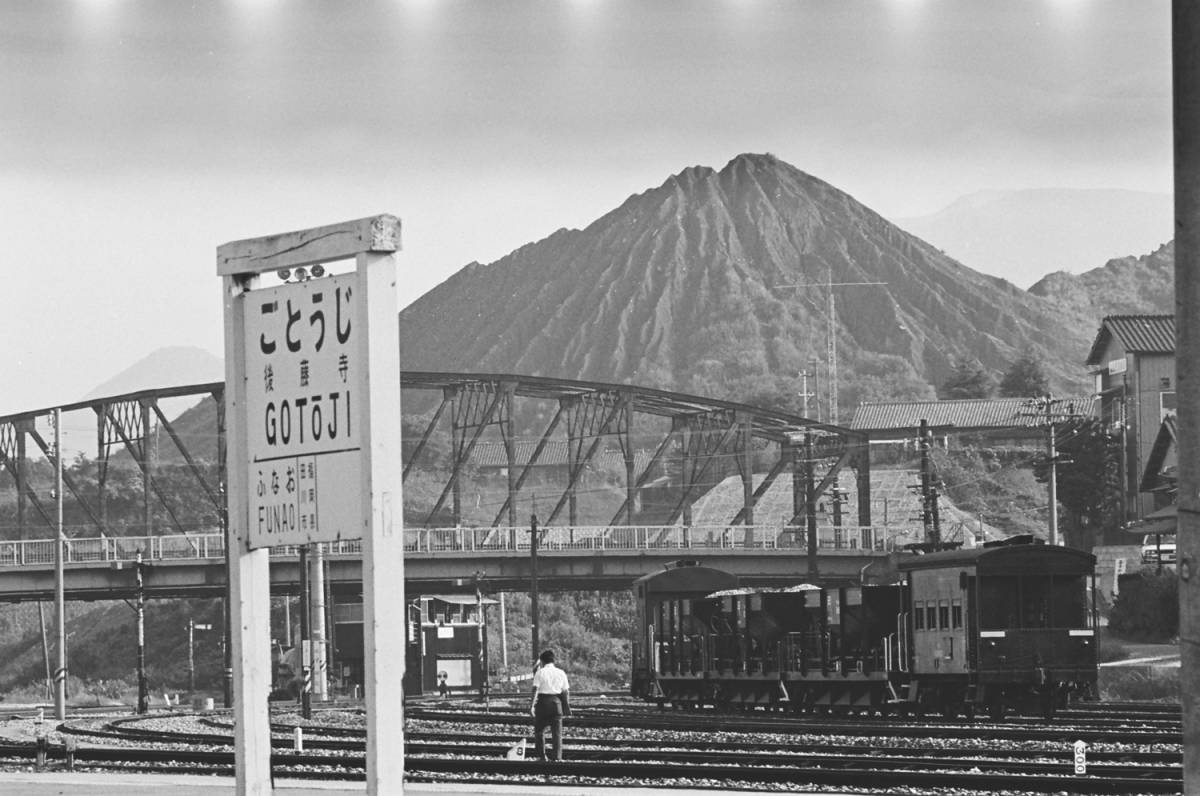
[1029,241,1175,318]
[84,346,223,401]
[90,160,1177,428]
[895,188,1172,289]
[399,153,1097,419]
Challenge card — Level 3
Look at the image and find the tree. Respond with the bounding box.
[999,350,1050,397]
[938,358,996,399]
[1032,417,1123,548]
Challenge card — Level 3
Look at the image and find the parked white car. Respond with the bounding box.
[1141,533,1176,567]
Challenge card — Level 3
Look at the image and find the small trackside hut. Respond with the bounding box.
[895,536,1098,719]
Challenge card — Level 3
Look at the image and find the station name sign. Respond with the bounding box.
[244,273,363,547]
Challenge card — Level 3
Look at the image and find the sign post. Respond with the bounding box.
[218,215,403,794]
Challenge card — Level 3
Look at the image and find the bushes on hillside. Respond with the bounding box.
[1108,571,1178,641]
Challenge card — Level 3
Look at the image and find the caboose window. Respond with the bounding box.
[914,601,925,630]
[979,575,1019,630]
[1021,576,1052,628]
[925,604,938,630]
[1051,575,1088,627]
[951,600,963,629]
[938,601,950,630]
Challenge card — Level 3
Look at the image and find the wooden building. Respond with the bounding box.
[1085,315,1176,521]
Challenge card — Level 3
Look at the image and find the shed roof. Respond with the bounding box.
[850,397,1096,436]
[897,539,1095,574]
[1085,315,1175,366]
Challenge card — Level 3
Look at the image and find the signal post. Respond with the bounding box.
[218,215,404,794]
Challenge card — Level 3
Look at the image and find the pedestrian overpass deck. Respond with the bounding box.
[0,523,913,601]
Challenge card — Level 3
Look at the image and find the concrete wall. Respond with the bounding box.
[1093,544,1141,608]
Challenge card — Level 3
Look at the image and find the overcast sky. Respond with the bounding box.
[0,0,1173,416]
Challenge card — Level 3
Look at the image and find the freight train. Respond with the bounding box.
[631,535,1098,719]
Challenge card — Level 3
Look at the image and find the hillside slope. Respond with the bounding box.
[400,154,1094,420]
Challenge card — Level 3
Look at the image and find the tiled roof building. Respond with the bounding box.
[850,397,1095,442]
[1086,314,1176,521]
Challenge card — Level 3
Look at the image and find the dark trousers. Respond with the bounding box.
[532,694,564,760]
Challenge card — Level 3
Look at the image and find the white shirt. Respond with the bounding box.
[532,662,569,695]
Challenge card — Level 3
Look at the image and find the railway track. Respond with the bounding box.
[18,702,1180,795]
[406,705,1184,746]
[3,734,1180,795]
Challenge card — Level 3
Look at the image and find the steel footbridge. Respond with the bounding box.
[0,373,917,602]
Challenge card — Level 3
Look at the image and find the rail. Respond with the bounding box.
[0,524,914,569]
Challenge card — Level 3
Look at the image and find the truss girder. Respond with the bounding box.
[96,399,187,535]
[666,410,741,527]
[546,392,625,526]
[150,403,221,512]
[606,419,675,528]
[0,375,871,546]
[0,419,53,535]
[403,392,451,481]
[427,380,507,527]
[489,399,564,529]
[26,425,105,535]
[728,452,790,527]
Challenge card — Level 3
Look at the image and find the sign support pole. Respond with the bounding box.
[223,269,275,794]
[358,248,404,791]
[218,215,403,795]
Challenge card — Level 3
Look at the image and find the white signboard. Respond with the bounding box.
[244,272,363,547]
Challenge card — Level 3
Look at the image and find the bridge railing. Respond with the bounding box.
[0,524,917,568]
[405,525,910,553]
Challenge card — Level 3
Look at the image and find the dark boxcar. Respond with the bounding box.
[897,537,1097,718]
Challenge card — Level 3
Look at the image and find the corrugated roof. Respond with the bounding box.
[1085,315,1175,366]
[850,397,1097,434]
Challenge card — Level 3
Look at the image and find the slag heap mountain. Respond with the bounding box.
[400,152,1098,416]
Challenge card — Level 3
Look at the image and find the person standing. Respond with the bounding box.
[529,649,570,761]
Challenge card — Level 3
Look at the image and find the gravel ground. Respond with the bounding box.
[0,707,1176,796]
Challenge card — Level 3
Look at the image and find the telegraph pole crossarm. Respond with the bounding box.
[1019,395,1082,546]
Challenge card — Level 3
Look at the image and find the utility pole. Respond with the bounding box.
[299,545,311,720]
[188,620,196,694]
[188,620,212,695]
[1048,420,1059,546]
[499,593,508,669]
[798,369,816,418]
[530,511,540,662]
[773,275,887,424]
[188,619,196,694]
[53,409,65,721]
[1022,395,1077,546]
[310,543,328,702]
[804,431,818,580]
[475,571,488,707]
[918,419,941,547]
[1172,5,1200,790]
[136,552,147,713]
